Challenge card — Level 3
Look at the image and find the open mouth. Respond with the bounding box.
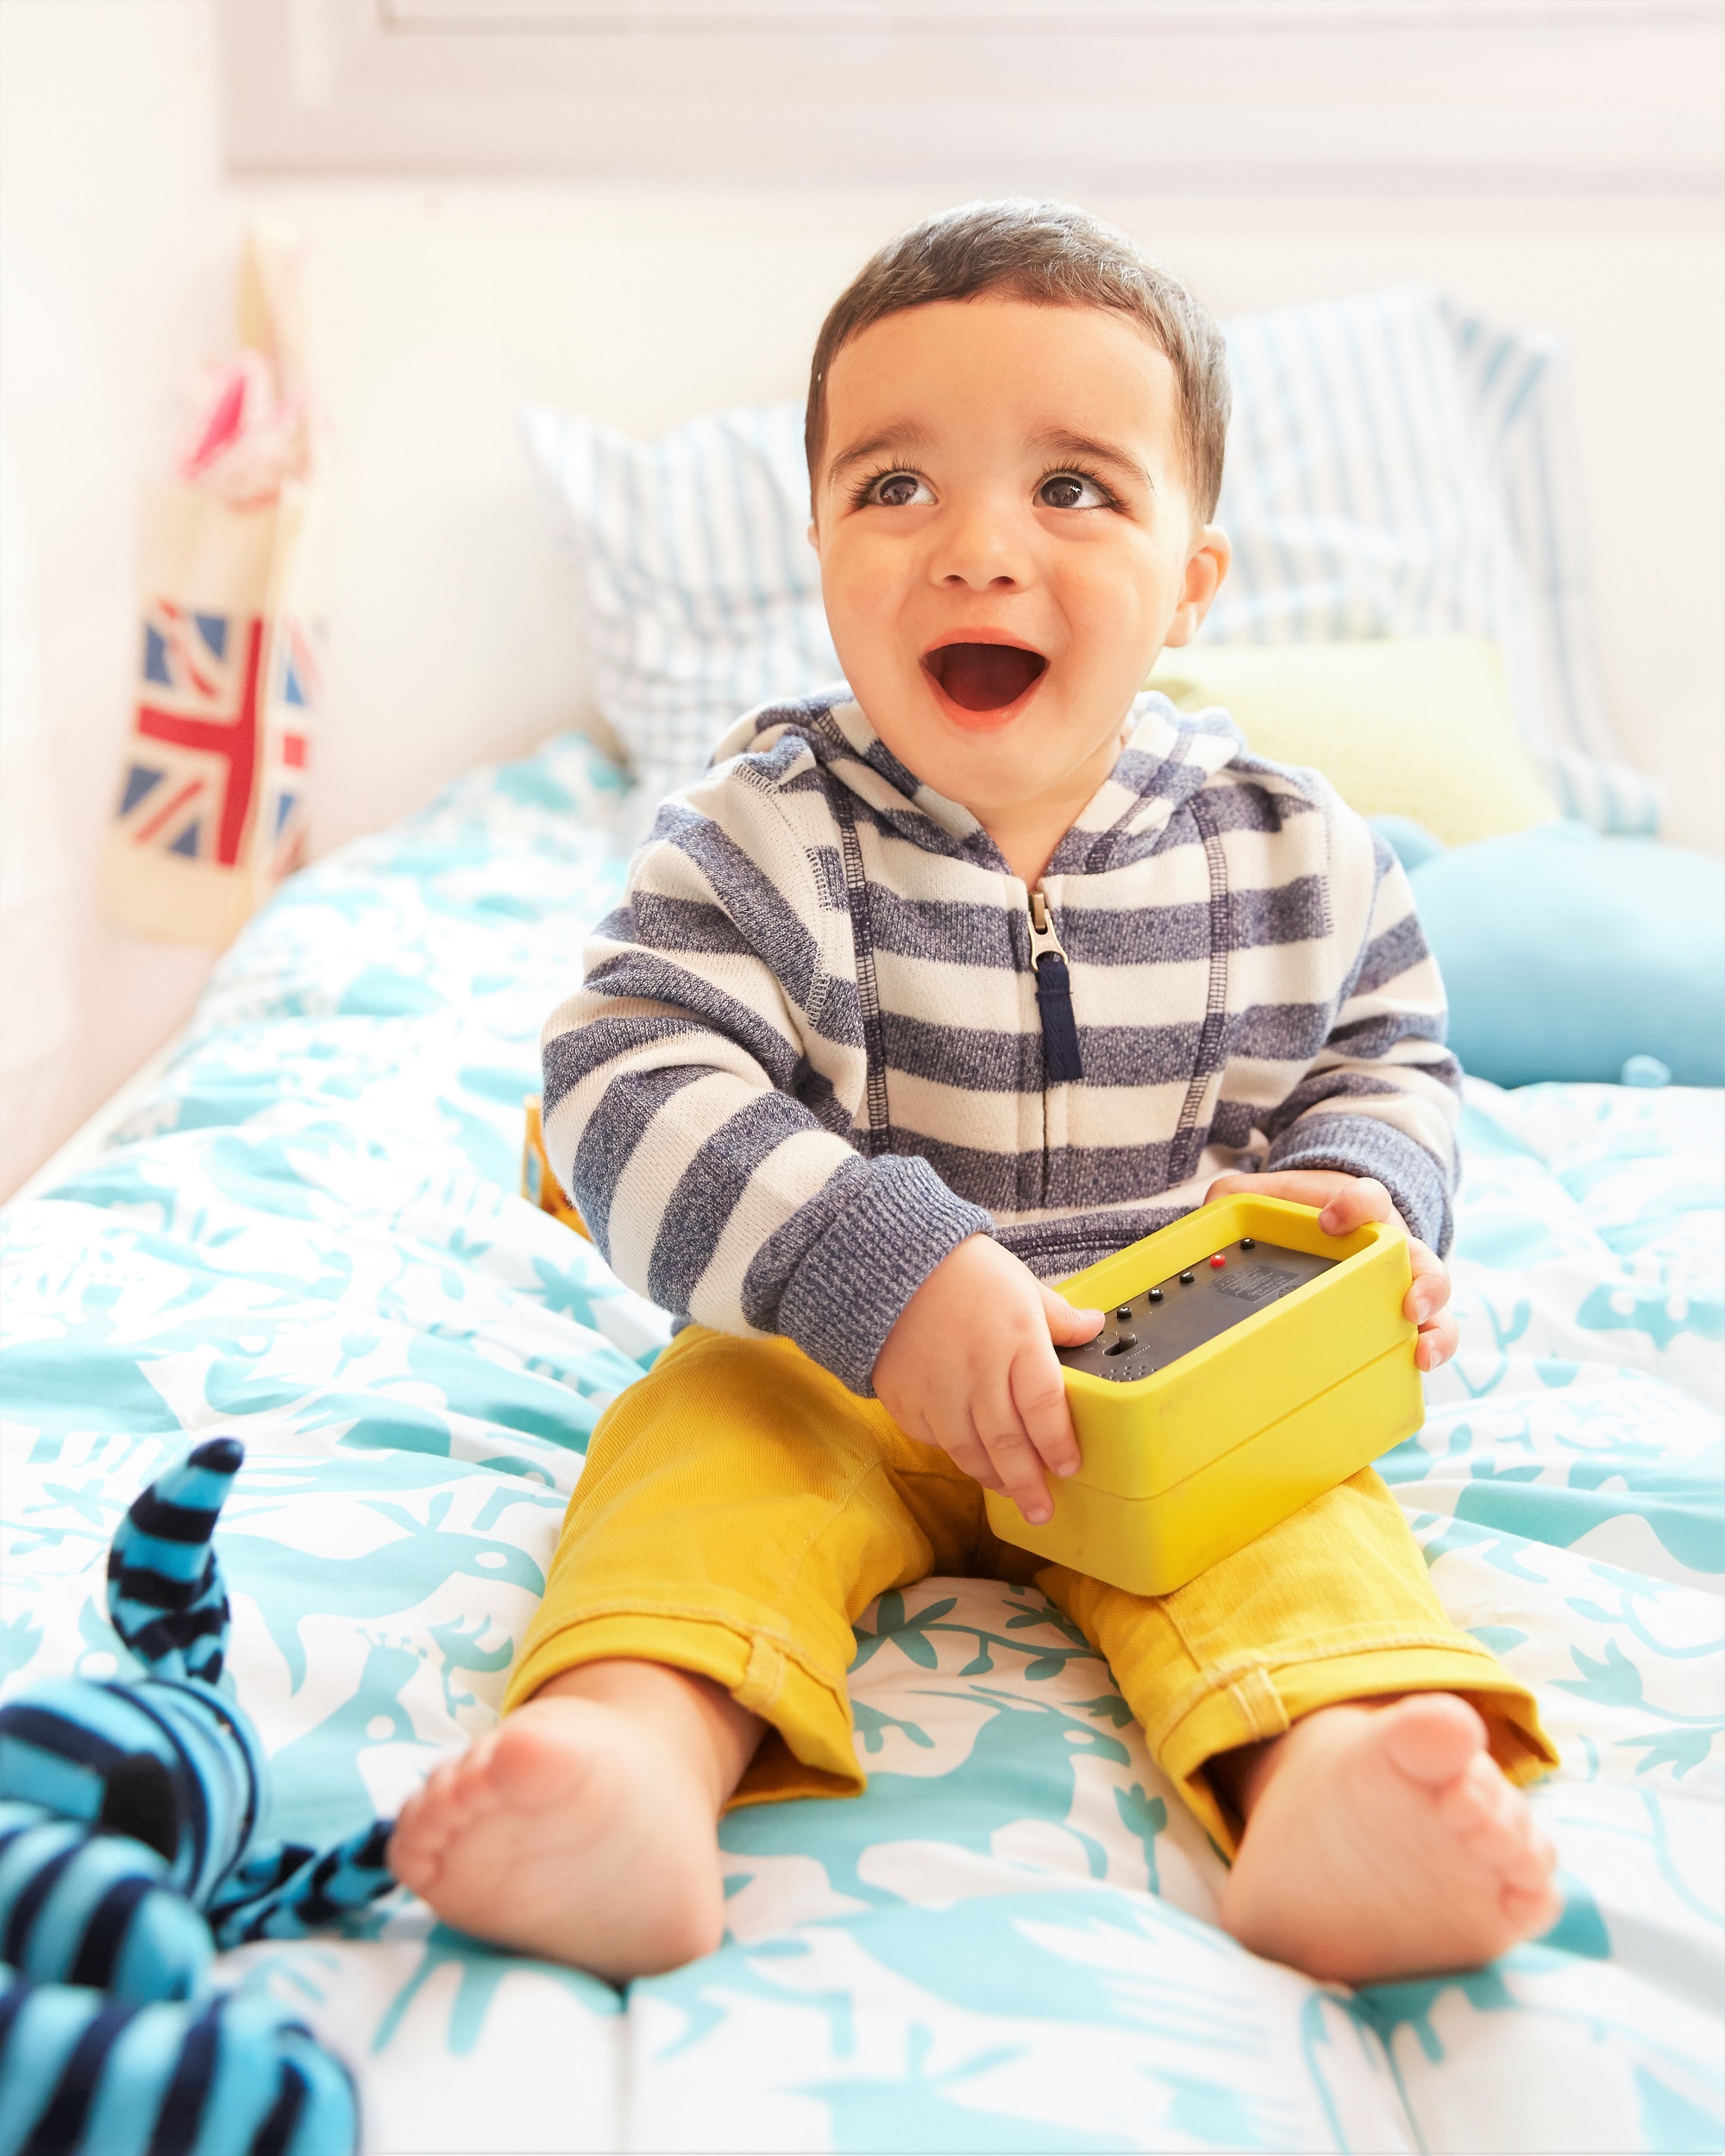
[921,640,1048,717]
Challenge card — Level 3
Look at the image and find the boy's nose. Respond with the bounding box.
[928,501,1031,590]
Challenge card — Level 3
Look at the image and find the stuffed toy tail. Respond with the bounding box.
[0,1967,358,2156]
[105,1436,243,1687]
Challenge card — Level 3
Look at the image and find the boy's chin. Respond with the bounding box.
[905,727,1071,814]
[935,701,1025,735]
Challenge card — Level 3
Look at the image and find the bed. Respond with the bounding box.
[2,727,1718,2154]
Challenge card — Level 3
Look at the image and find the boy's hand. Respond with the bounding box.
[1204,1169,1458,1373]
[872,1235,1103,1524]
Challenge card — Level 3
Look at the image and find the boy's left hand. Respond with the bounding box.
[1204,1170,1458,1373]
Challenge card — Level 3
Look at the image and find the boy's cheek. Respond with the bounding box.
[820,536,919,656]
[1057,531,1189,640]
[822,518,917,588]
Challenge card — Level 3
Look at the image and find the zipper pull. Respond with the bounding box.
[1028,885,1083,1084]
[1027,885,1065,967]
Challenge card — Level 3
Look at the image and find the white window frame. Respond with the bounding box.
[217,0,1725,194]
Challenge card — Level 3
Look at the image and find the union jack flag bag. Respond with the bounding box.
[104,223,322,948]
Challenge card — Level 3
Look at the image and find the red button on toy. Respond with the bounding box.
[1210,1254,1226,1268]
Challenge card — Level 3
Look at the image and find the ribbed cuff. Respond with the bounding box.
[776,1154,992,1396]
[1265,1111,1453,1254]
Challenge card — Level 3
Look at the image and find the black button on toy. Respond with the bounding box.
[1148,1287,1164,1304]
[1179,1270,1195,1285]
[1116,1305,1133,1322]
[1240,1236,1255,1250]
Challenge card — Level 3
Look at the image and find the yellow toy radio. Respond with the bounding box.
[983,1195,1422,1596]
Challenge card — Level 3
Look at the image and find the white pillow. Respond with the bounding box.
[523,287,1654,834]
[520,402,837,822]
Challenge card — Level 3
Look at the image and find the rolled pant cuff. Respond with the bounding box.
[503,1610,867,1806]
[1157,1640,1560,1857]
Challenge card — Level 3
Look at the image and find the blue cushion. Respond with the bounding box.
[1378,820,1725,1089]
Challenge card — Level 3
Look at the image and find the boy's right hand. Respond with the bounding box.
[871,1235,1102,1524]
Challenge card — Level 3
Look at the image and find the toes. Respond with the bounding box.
[423,1757,465,1810]
[391,1776,460,1876]
[1439,1759,1555,1887]
[388,1830,430,1889]
[387,1731,519,1895]
[1500,1817,1558,1893]
[1378,1694,1487,1788]
[1440,1754,1521,1847]
[1435,1753,1502,1839]
[388,1801,445,1888]
[393,1738,502,1841]
[1504,1876,1565,1936]
[446,1729,501,1801]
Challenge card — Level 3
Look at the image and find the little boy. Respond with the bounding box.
[392,202,1559,1987]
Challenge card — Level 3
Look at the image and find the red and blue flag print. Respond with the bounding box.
[116,600,271,868]
[263,616,317,880]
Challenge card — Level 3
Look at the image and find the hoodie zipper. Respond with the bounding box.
[1028,886,1084,1084]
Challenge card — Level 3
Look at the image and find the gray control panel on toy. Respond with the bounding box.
[1057,1237,1338,1383]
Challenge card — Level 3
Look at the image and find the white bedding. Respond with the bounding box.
[1,735,1718,2152]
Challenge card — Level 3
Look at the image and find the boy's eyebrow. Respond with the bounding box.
[1032,429,1154,488]
[824,423,935,485]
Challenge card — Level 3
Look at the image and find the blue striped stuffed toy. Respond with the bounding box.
[0,1439,397,2156]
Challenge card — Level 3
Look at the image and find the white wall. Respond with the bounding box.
[0,0,235,1199]
[3,0,1720,1199]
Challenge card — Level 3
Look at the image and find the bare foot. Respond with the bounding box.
[389,1690,732,1982]
[1219,1694,1561,1983]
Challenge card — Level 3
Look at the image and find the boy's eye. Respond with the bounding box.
[1037,472,1110,511]
[867,470,932,509]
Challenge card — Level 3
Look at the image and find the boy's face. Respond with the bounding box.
[810,297,1228,832]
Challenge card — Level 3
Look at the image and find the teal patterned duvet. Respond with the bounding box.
[3,738,1720,2154]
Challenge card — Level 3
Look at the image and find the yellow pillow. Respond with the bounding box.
[1146,636,1556,846]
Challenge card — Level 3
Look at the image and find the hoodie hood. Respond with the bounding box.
[712,683,1248,876]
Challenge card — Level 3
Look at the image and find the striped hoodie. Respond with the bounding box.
[542,687,1461,1396]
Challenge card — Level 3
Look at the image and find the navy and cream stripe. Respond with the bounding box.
[542,686,1462,1396]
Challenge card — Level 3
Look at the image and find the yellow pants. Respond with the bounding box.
[507,1327,1556,1852]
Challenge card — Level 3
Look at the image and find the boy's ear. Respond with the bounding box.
[1160,525,1230,650]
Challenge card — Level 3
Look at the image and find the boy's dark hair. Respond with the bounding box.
[806,199,1232,519]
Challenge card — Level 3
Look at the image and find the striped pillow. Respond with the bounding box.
[1205,288,1654,834]
[523,287,1653,835]
[1440,299,1654,834]
[520,403,838,828]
